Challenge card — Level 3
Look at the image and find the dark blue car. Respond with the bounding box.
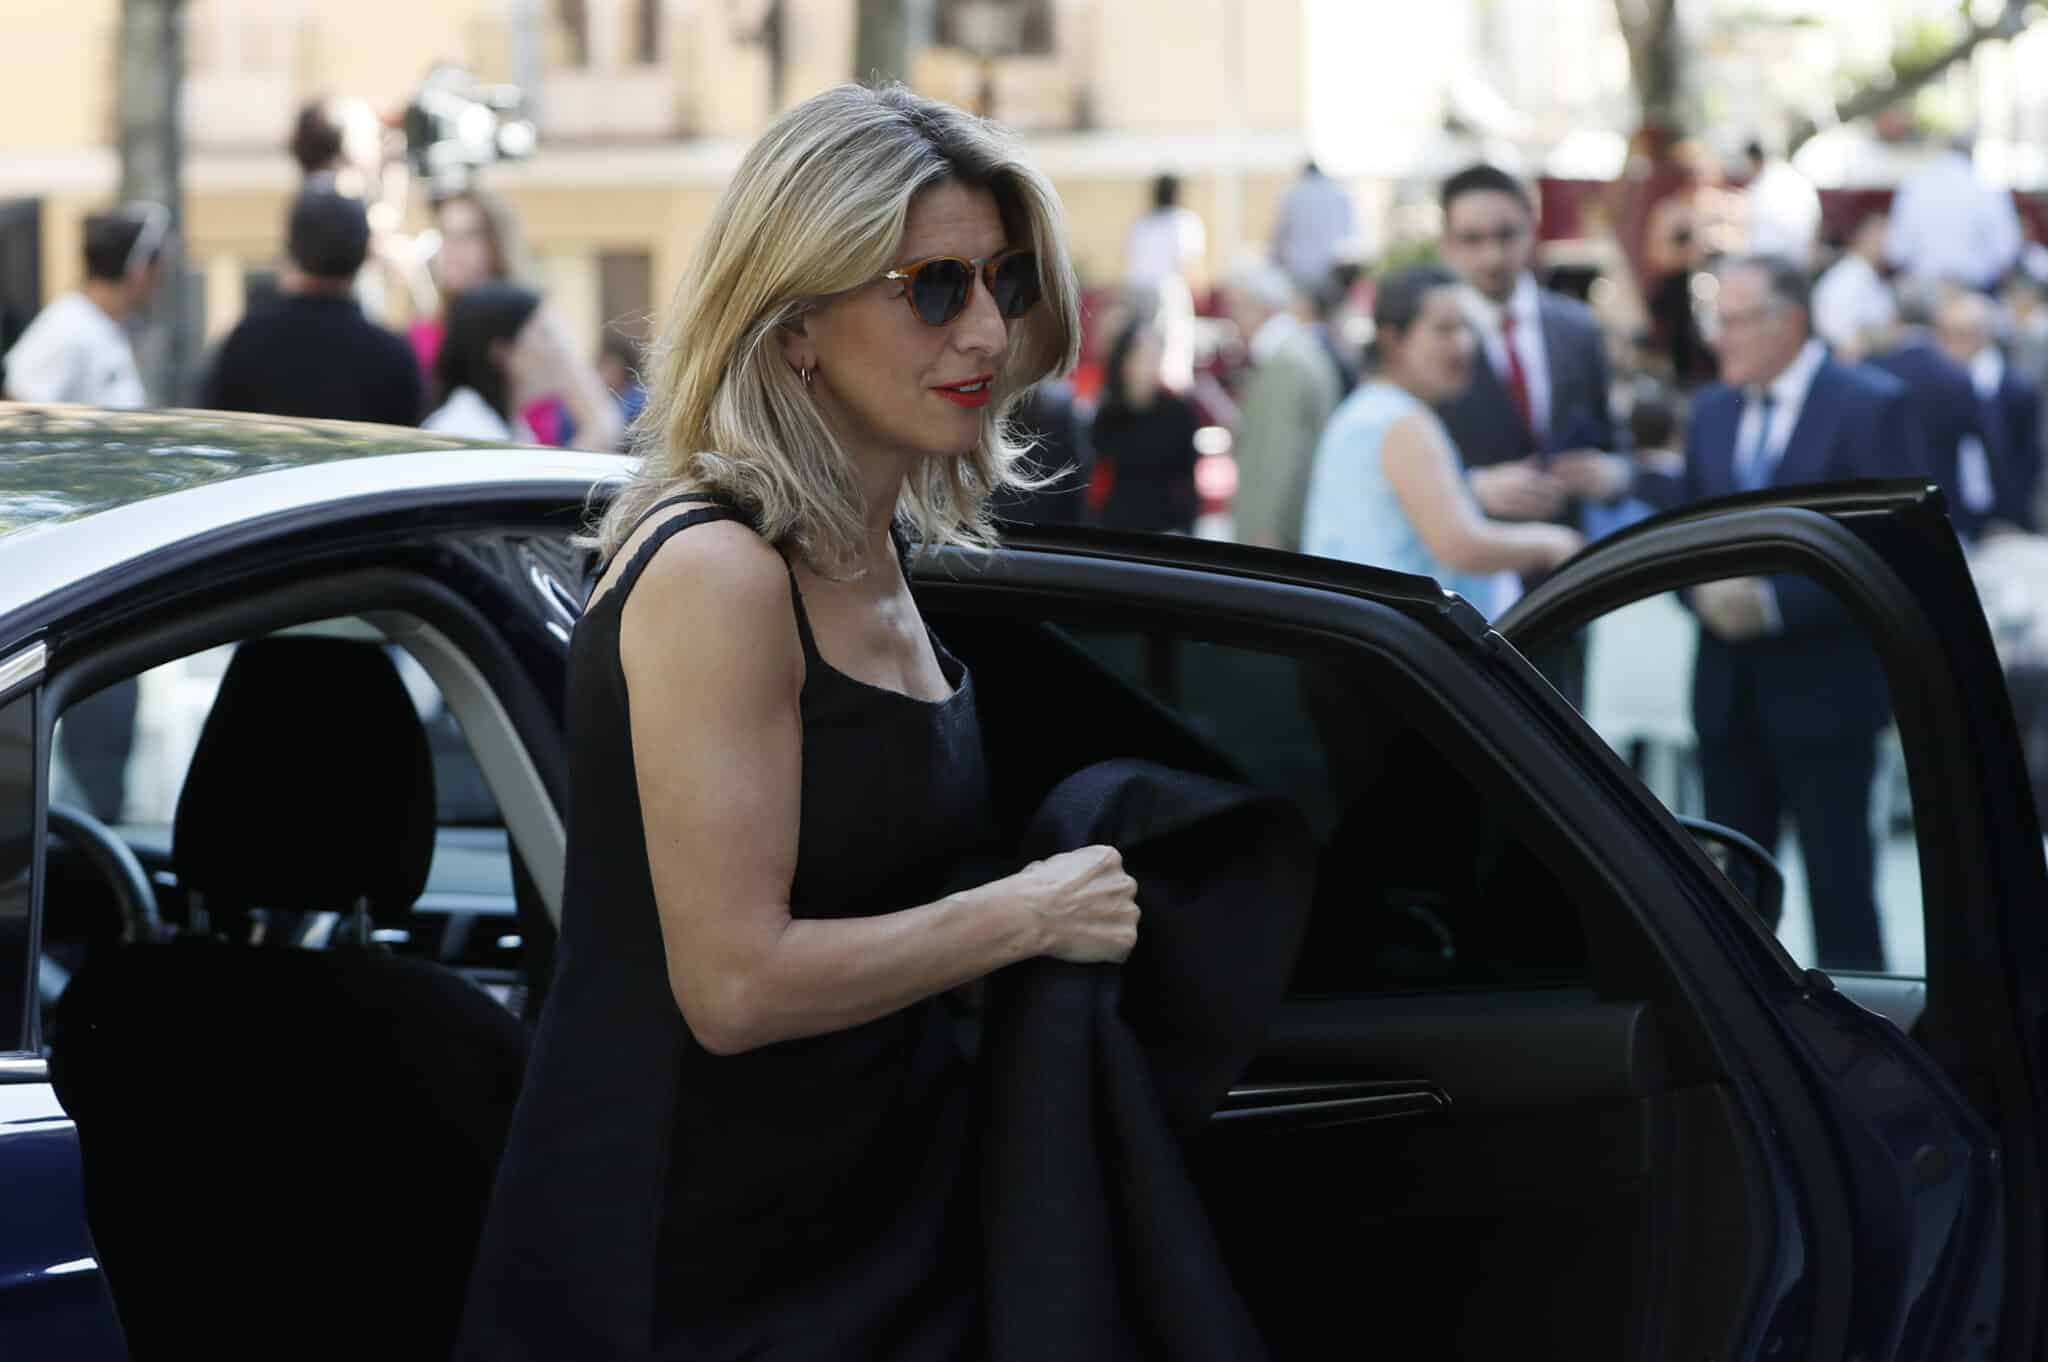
[2,405,2045,1361]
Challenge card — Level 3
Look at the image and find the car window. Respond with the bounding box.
[1048,620,1588,993]
[45,621,524,1012]
[1522,573,1923,980]
[0,685,33,1052]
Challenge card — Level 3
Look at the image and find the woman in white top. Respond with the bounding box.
[422,283,626,449]
[1300,262,1582,616]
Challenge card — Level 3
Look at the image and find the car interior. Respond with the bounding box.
[31,564,1775,1361]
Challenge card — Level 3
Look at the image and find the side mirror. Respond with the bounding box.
[1677,815,1785,931]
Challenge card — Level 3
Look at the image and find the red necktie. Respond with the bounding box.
[1500,311,1534,438]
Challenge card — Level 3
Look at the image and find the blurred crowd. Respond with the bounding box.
[996,132,2048,625]
[0,96,640,454]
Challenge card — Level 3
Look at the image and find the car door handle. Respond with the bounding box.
[1212,1079,1449,1133]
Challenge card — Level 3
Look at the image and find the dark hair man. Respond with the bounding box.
[200,188,424,426]
[3,202,168,407]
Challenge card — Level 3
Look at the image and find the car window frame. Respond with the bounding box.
[0,641,47,1063]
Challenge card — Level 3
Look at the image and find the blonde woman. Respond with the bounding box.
[457,84,1141,1360]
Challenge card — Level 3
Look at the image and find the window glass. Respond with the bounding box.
[1051,619,1587,993]
[1529,573,1923,977]
[44,621,524,1015]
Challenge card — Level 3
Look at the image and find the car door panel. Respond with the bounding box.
[1498,483,2045,1359]
[921,546,1868,1362]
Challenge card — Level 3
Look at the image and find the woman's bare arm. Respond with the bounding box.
[1381,413,1580,576]
[617,516,1136,1055]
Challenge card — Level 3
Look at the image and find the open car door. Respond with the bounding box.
[1498,481,2048,1360]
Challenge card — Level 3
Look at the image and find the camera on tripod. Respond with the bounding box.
[401,65,538,196]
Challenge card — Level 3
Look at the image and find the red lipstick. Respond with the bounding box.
[932,374,995,408]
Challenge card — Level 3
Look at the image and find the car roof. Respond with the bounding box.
[0,404,495,540]
[0,406,635,636]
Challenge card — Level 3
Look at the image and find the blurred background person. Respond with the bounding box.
[1887,133,2023,294]
[1670,254,1923,972]
[201,187,424,426]
[424,282,625,451]
[1740,135,1820,267]
[1221,259,1343,551]
[988,377,1095,527]
[2002,251,2048,527]
[3,203,166,407]
[1123,172,1206,296]
[1937,284,2041,533]
[1434,164,1621,568]
[1811,211,1897,361]
[1301,263,1582,618]
[1091,311,1202,533]
[596,325,649,433]
[1643,141,1738,386]
[411,188,582,446]
[288,93,425,326]
[1865,276,1998,541]
[1270,160,1356,296]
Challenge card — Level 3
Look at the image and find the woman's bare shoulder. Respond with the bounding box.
[589,498,782,616]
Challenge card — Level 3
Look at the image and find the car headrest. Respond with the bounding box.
[172,636,436,926]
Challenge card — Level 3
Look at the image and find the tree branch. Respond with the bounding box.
[1792,0,2034,151]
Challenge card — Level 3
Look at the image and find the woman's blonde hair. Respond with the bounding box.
[590,82,1081,575]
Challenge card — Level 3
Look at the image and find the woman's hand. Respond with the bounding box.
[1530,523,1585,571]
[1009,845,1141,964]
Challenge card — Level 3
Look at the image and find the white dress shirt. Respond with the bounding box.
[1734,338,1828,488]
[1811,254,1896,356]
[1463,274,1551,440]
[1886,150,2024,290]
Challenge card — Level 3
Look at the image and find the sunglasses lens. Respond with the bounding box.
[991,253,1041,318]
[910,260,974,325]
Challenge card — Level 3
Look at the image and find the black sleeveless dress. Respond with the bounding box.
[457,495,992,1362]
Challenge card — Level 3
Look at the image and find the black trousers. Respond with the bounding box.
[1699,729,1884,972]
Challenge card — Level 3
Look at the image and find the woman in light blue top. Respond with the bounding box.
[1300,263,1581,616]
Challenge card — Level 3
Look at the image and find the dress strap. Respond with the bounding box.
[594,500,748,615]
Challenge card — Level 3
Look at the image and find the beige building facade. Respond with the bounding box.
[0,0,1314,359]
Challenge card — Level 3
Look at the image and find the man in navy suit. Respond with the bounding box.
[1937,286,2042,532]
[1677,255,1924,972]
[1865,276,1999,541]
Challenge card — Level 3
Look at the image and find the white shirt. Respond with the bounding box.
[422,386,535,442]
[1887,150,2023,289]
[1811,254,1896,356]
[1123,207,1206,292]
[1463,274,1551,440]
[1744,159,1821,262]
[3,292,146,408]
[1734,338,1828,487]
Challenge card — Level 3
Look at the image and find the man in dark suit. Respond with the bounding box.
[1677,254,1924,972]
[1937,286,2043,533]
[1433,164,1613,538]
[1434,164,1619,704]
[1865,276,1999,541]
